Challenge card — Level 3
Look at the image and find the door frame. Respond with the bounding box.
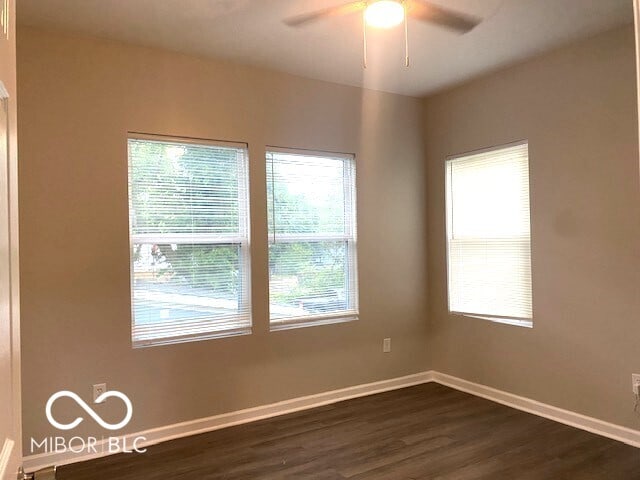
[635,0,640,178]
[0,0,21,477]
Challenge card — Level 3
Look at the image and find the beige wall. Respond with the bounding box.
[17,21,640,451]
[424,26,640,429]
[16,27,429,447]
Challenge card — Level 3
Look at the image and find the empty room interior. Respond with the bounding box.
[0,0,639,478]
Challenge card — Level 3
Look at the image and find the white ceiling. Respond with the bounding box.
[17,0,634,97]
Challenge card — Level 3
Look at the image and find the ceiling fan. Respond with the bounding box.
[284,0,482,68]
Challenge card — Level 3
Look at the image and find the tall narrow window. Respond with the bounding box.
[446,142,532,326]
[128,134,251,347]
[267,148,358,329]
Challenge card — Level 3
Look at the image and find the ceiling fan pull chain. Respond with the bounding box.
[362,8,368,69]
[404,0,409,67]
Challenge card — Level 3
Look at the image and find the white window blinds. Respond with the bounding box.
[446,142,532,324]
[128,135,251,347]
[266,148,358,328]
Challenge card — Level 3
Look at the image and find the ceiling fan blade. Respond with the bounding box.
[284,1,366,27]
[408,0,481,33]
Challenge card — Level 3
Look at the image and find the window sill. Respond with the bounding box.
[270,313,359,332]
[450,311,533,329]
[133,326,252,348]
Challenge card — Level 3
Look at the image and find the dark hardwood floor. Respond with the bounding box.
[57,383,640,479]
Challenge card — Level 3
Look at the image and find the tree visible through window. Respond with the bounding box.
[266,149,358,328]
[128,135,250,346]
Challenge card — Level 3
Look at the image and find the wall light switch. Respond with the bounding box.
[383,338,391,353]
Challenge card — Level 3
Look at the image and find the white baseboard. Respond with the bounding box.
[22,371,433,472]
[23,370,640,473]
[431,371,640,448]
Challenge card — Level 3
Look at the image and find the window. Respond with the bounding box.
[128,134,251,347]
[266,148,358,329]
[446,142,532,326]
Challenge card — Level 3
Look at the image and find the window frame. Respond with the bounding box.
[266,146,359,331]
[445,140,533,328]
[127,132,252,348]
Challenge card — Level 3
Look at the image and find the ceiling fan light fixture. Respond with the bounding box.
[364,0,405,29]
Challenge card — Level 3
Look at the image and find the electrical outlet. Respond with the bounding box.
[383,338,391,353]
[93,383,107,404]
[632,375,640,395]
